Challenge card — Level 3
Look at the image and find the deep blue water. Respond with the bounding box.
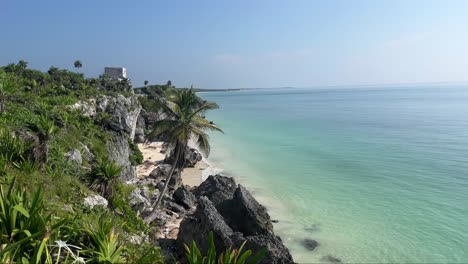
[200,86,468,263]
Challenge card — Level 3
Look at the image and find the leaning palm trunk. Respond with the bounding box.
[144,142,184,224]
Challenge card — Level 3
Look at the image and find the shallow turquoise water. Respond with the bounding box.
[200,87,468,263]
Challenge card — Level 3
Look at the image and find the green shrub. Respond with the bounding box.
[82,214,125,264]
[0,178,67,263]
[129,140,144,165]
[125,242,164,264]
[89,158,123,197]
[0,128,29,162]
[185,232,266,264]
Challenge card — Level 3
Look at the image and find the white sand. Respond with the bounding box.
[136,142,204,186]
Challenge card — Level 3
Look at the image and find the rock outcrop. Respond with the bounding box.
[220,185,273,236]
[108,134,136,181]
[178,197,235,254]
[177,175,293,264]
[192,175,237,207]
[97,95,141,140]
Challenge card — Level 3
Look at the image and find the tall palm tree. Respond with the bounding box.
[144,88,223,223]
[74,60,82,70]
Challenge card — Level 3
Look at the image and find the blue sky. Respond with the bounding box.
[1,0,468,88]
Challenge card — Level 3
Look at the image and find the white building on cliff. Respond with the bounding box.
[104,67,127,79]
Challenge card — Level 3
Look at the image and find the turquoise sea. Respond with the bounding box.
[199,86,468,263]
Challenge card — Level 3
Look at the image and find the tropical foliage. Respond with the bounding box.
[185,232,266,264]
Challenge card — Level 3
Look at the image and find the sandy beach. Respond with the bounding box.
[136,142,205,187]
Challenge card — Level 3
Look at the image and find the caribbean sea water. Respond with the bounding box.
[200,86,468,263]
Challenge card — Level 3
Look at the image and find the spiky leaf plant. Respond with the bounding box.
[184,232,266,264]
[0,178,66,263]
[82,214,125,264]
[89,158,123,197]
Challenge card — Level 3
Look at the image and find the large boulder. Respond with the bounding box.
[173,185,197,209]
[192,175,237,207]
[220,185,273,236]
[177,196,234,255]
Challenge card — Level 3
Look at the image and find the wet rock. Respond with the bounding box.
[64,149,82,165]
[173,185,197,209]
[192,175,237,207]
[321,255,342,263]
[302,239,319,251]
[83,194,108,209]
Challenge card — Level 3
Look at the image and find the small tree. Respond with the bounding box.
[166,80,172,87]
[144,80,149,86]
[17,60,28,70]
[74,60,82,70]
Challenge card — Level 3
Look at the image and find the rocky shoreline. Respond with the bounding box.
[130,140,294,263]
[74,91,340,263]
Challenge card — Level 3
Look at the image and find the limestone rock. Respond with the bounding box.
[64,149,82,165]
[173,185,197,209]
[107,134,136,181]
[83,194,108,209]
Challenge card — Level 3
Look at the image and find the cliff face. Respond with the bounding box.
[72,94,143,180]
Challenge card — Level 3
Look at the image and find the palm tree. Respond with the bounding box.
[144,88,223,223]
[144,80,149,86]
[74,60,82,70]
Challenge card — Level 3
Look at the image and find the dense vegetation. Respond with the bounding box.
[0,61,163,263]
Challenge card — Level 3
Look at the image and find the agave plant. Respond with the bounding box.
[0,128,28,163]
[26,114,59,165]
[89,158,123,197]
[185,232,266,264]
[82,214,125,264]
[0,178,66,263]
